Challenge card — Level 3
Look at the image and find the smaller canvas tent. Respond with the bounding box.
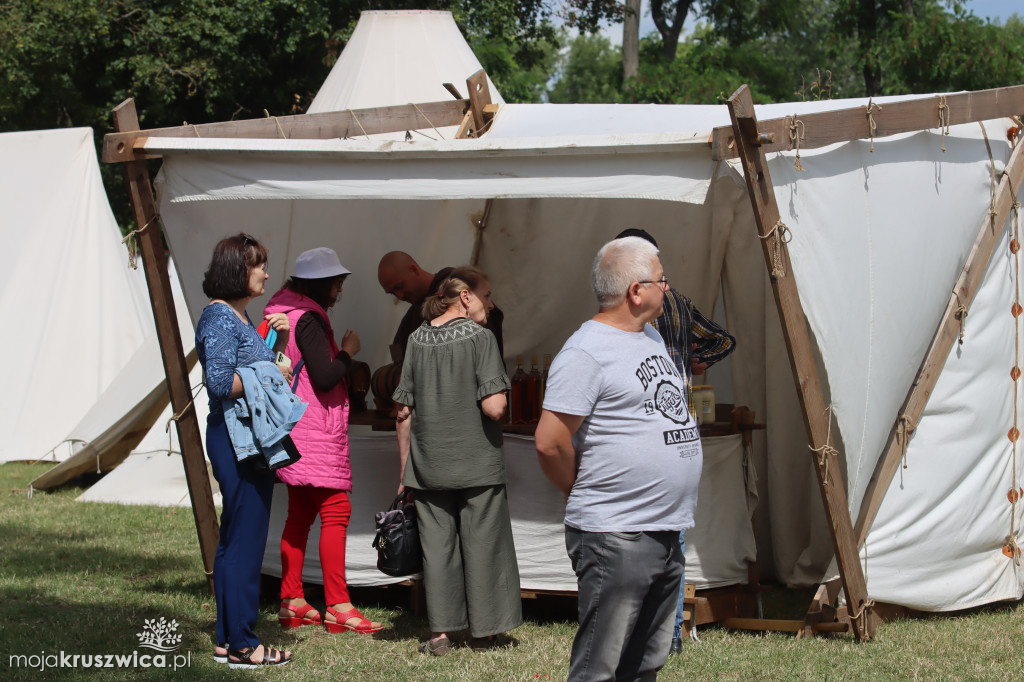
[0,128,155,464]
[308,10,503,115]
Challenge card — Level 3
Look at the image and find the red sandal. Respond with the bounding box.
[324,606,384,634]
[279,600,322,628]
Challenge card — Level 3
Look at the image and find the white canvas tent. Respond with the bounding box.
[0,127,155,465]
[114,86,1024,622]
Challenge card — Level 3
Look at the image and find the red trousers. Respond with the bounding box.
[280,485,351,605]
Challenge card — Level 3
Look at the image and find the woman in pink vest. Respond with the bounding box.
[264,247,383,634]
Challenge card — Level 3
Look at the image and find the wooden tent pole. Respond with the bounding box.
[726,85,877,641]
[112,98,219,595]
[855,133,1024,546]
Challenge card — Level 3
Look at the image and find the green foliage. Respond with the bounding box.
[875,3,1024,94]
[548,33,623,103]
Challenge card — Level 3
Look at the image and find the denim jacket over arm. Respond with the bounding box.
[222,360,307,470]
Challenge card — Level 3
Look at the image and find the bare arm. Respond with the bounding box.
[395,403,412,495]
[535,409,585,499]
[480,392,507,421]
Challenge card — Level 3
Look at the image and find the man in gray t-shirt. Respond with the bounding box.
[537,236,697,682]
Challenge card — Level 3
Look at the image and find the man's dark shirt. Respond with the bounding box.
[391,267,504,360]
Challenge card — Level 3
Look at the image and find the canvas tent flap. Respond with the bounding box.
[0,128,154,463]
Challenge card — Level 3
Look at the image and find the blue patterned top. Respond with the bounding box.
[196,303,275,414]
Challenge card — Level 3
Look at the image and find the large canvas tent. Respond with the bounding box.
[104,60,1024,635]
[0,127,157,465]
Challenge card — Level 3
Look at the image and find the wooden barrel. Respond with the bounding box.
[371,362,403,415]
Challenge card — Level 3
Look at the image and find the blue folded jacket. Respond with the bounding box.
[222,361,307,470]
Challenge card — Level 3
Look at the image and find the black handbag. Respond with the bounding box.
[371,491,423,577]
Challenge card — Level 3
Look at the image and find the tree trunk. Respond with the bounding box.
[651,0,694,61]
[623,0,641,83]
[858,0,882,95]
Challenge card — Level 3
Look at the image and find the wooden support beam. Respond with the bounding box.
[726,85,877,642]
[111,98,220,595]
[712,85,1024,161]
[465,69,493,137]
[854,133,1024,546]
[103,99,468,163]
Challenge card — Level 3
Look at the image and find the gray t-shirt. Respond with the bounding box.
[543,320,702,532]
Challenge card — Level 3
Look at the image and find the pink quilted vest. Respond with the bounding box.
[264,288,351,491]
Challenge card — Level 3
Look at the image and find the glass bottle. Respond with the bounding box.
[510,355,528,424]
[540,354,552,407]
[526,355,542,423]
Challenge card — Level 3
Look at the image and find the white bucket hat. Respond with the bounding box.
[294,247,351,279]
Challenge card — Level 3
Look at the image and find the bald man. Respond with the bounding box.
[378,251,504,359]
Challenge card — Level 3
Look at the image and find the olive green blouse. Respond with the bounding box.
[393,317,511,490]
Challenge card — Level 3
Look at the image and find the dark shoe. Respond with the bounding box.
[419,636,451,656]
[670,637,683,654]
[227,644,292,669]
[469,635,501,652]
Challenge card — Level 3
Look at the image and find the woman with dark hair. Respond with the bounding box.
[393,266,521,656]
[195,233,294,668]
[263,247,382,635]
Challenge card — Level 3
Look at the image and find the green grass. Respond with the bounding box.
[1,461,1022,680]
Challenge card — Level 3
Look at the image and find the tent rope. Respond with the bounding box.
[788,116,805,171]
[759,220,792,278]
[848,598,876,631]
[953,290,968,347]
[121,214,159,269]
[809,404,838,488]
[937,95,951,152]
[164,382,204,456]
[865,99,882,152]
[264,110,287,139]
[898,414,917,469]
[410,102,446,140]
[183,122,201,138]
[979,121,998,220]
[347,109,370,141]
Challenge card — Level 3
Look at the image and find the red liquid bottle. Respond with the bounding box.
[525,355,542,423]
[510,355,528,424]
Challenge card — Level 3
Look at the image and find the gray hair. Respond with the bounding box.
[591,236,659,307]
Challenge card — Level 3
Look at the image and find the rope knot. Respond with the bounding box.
[953,291,968,347]
[788,115,805,171]
[865,100,882,153]
[937,96,951,152]
[121,214,159,269]
[758,220,793,278]
[897,414,917,469]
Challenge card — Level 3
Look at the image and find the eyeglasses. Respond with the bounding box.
[637,276,669,291]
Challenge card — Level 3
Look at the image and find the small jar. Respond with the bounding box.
[692,385,708,425]
[701,384,716,425]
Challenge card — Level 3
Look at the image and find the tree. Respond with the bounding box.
[548,33,623,103]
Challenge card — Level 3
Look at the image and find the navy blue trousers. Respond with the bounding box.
[206,411,275,649]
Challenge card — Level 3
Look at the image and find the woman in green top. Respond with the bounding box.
[393,266,521,656]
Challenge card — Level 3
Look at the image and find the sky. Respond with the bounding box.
[595,0,1021,46]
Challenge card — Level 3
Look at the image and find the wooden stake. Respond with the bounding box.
[111,98,220,595]
[466,70,493,136]
[726,85,877,641]
[854,131,1024,546]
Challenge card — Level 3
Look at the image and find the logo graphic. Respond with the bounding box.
[653,380,691,425]
[137,618,182,652]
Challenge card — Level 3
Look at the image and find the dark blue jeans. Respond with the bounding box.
[673,530,687,639]
[207,411,276,649]
[565,526,684,682]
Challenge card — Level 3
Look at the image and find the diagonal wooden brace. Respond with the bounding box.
[726,85,877,641]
